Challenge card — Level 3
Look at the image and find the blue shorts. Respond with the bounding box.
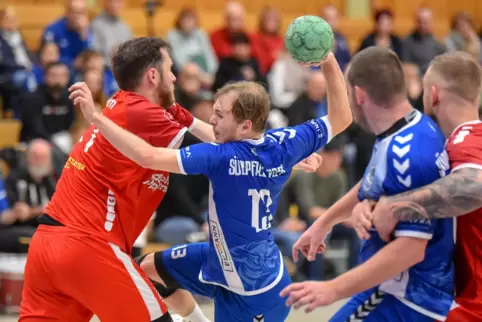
[155,242,291,322]
[330,289,435,322]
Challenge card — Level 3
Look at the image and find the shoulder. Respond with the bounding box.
[45,18,64,32]
[447,121,482,169]
[6,168,26,183]
[388,120,444,166]
[448,121,482,147]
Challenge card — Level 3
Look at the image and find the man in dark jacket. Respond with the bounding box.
[0,139,57,253]
[19,62,75,143]
[213,32,265,92]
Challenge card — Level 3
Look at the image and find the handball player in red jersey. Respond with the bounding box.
[364,52,482,322]
[19,38,217,322]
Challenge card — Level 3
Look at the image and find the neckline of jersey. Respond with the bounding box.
[449,119,482,138]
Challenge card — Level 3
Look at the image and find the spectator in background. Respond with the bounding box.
[210,1,262,65]
[358,9,404,58]
[446,13,482,62]
[212,32,264,92]
[403,63,424,112]
[321,4,351,71]
[268,50,310,110]
[403,7,445,75]
[41,0,93,67]
[84,68,105,108]
[167,8,217,89]
[91,0,132,68]
[254,7,284,75]
[75,50,118,97]
[286,71,327,126]
[0,6,35,111]
[31,42,60,88]
[20,62,75,149]
[288,135,360,274]
[175,62,203,111]
[0,139,56,253]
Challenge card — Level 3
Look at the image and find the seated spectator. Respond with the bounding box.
[403,63,424,112]
[75,50,118,97]
[175,63,203,111]
[288,135,360,275]
[286,71,327,126]
[253,7,284,74]
[0,6,35,112]
[358,9,404,58]
[267,50,310,110]
[167,8,217,89]
[0,139,56,253]
[446,13,482,63]
[403,7,445,75]
[31,42,60,89]
[19,62,75,151]
[41,0,93,67]
[321,4,351,71]
[210,1,262,64]
[91,0,132,68]
[213,33,264,92]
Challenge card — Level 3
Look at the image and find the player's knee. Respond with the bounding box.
[138,253,163,283]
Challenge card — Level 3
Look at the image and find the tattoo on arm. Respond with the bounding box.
[386,168,482,220]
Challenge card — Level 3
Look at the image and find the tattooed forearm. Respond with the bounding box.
[385,168,482,221]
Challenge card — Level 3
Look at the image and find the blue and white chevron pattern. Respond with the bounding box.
[392,133,413,188]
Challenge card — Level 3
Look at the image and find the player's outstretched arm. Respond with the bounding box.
[166,104,216,143]
[70,82,183,174]
[330,236,427,298]
[282,236,427,311]
[322,52,353,137]
[189,118,216,143]
[93,112,181,173]
[292,181,360,262]
[372,167,482,241]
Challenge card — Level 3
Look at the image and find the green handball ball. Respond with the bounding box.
[285,15,334,64]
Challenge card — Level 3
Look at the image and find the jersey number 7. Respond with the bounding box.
[80,128,100,153]
[249,189,273,232]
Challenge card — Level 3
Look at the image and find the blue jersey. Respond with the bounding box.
[41,18,93,67]
[176,117,332,295]
[358,110,454,320]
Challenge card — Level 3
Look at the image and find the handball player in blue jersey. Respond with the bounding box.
[70,51,352,322]
[282,47,455,321]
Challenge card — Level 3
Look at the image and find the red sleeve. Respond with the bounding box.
[125,101,187,148]
[167,103,194,130]
[448,122,482,172]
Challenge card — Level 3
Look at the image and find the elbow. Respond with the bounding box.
[331,106,353,136]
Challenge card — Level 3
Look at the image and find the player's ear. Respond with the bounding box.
[241,119,252,134]
[146,68,158,85]
[431,86,439,107]
[354,86,365,106]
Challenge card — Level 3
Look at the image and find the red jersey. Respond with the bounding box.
[45,91,187,252]
[446,120,482,310]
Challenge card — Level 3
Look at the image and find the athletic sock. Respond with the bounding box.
[182,304,211,322]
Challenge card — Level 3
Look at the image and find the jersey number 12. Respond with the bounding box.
[249,189,273,232]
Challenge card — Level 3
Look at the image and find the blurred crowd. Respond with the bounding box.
[1,0,482,281]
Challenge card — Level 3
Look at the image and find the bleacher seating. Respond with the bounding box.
[12,1,473,53]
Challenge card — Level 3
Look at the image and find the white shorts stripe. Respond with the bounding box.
[109,243,163,321]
